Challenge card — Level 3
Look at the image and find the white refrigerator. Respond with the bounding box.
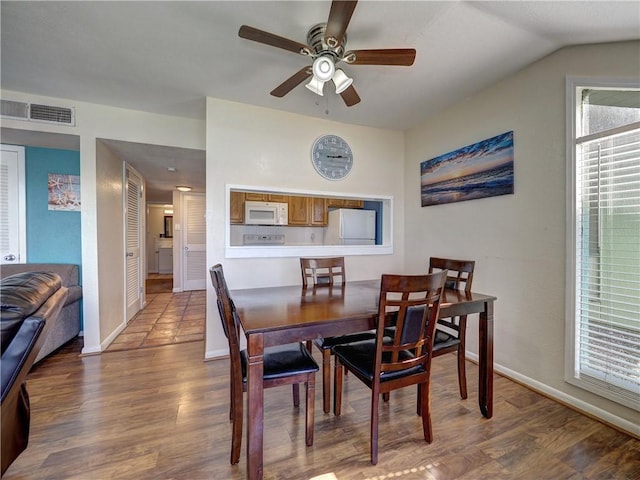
[324,208,376,245]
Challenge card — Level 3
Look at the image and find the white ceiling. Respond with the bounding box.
[2,1,639,202]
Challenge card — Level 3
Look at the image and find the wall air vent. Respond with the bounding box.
[1,100,29,120]
[0,100,76,126]
[29,103,75,126]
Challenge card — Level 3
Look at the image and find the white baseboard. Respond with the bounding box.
[466,351,639,437]
[98,321,127,352]
[205,347,229,360]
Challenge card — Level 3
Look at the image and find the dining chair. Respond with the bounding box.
[428,257,475,399]
[332,271,447,465]
[209,264,319,465]
[300,257,376,413]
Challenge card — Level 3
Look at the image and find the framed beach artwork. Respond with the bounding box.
[420,131,514,207]
[48,173,81,211]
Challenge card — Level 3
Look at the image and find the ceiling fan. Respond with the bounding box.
[238,0,416,107]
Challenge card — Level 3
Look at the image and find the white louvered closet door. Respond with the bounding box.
[0,144,26,264]
[182,193,206,291]
[125,166,144,322]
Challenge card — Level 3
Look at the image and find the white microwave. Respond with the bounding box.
[244,201,288,225]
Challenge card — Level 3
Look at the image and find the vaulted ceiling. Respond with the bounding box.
[2,1,638,202]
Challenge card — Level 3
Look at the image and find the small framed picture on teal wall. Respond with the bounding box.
[48,173,81,211]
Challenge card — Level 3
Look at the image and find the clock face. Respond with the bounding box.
[311,135,353,180]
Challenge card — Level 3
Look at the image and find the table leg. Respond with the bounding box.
[246,333,264,480]
[478,300,494,418]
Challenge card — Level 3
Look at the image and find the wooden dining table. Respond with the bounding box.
[232,279,497,480]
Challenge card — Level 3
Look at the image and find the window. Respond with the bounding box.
[566,78,640,410]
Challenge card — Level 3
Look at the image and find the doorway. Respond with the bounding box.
[147,203,174,293]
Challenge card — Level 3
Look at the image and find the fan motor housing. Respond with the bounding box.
[307,23,345,59]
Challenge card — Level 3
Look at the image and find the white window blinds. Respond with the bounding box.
[574,117,640,408]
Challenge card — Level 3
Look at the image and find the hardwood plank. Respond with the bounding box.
[3,339,638,480]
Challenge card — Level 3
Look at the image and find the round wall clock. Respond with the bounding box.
[311,134,353,180]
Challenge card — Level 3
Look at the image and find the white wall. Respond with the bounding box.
[0,90,205,354]
[404,40,640,432]
[205,98,406,357]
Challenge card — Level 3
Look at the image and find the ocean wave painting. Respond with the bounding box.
[420,131,514,206]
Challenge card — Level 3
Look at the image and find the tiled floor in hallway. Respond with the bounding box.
[107,290,205,351]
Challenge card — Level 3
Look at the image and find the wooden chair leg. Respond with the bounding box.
[457,316,468,399]
[419,382,433,444]
[333,359,344,416]
[230,382,243,464]
[229,368,234,421]
[457,346,468,399]
[305,377,316,446]
[370,389,380,465]
[322,349,331,413]
[293,383,300,407]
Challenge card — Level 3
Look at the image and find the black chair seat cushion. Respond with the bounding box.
[314,330,376,350]
[241,342,319,382]
[333,339,424,383]
[433,329,460,351]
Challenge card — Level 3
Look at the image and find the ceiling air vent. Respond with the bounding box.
[1,100,29,120]
[30,103,75,126]
[0,100,76,126]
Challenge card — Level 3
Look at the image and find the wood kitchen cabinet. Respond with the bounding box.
[244,192,289,203]
[326,198,364,209]
[288,196,311,225]
[310,197,327,226]
[266,193,288,202]
[289,195,326,226]
[230,191,244,224]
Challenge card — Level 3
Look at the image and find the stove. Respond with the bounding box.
[242,234,285,246]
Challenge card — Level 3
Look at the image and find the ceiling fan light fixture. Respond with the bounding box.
[333,68,353,94]
[305,76,325,96]
[312,56,335,82]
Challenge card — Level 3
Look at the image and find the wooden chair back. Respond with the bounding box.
[376,271,447,380]
[428,257,474,292]
[427,257,476,399]
[209,264,242,383]
[300,257,346,287]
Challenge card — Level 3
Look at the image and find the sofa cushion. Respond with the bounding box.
[1,272,62,354]
[0,264,78,288]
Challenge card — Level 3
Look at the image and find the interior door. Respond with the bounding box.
[0,144,26,264]
[182,192,206,291]
[124,165,144,321]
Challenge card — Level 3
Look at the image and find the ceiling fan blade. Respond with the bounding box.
[340,85,361,107]
[239,25,311,56]
[344,49,416,66]
[270,67,313,97]
[325,0,358,47]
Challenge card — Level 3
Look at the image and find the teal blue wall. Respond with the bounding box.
[25,146,82,267]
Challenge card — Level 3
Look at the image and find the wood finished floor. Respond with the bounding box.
[5,339,639,480]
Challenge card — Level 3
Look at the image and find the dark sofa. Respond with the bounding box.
[0,264,82,363]
[1,271,69,476]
